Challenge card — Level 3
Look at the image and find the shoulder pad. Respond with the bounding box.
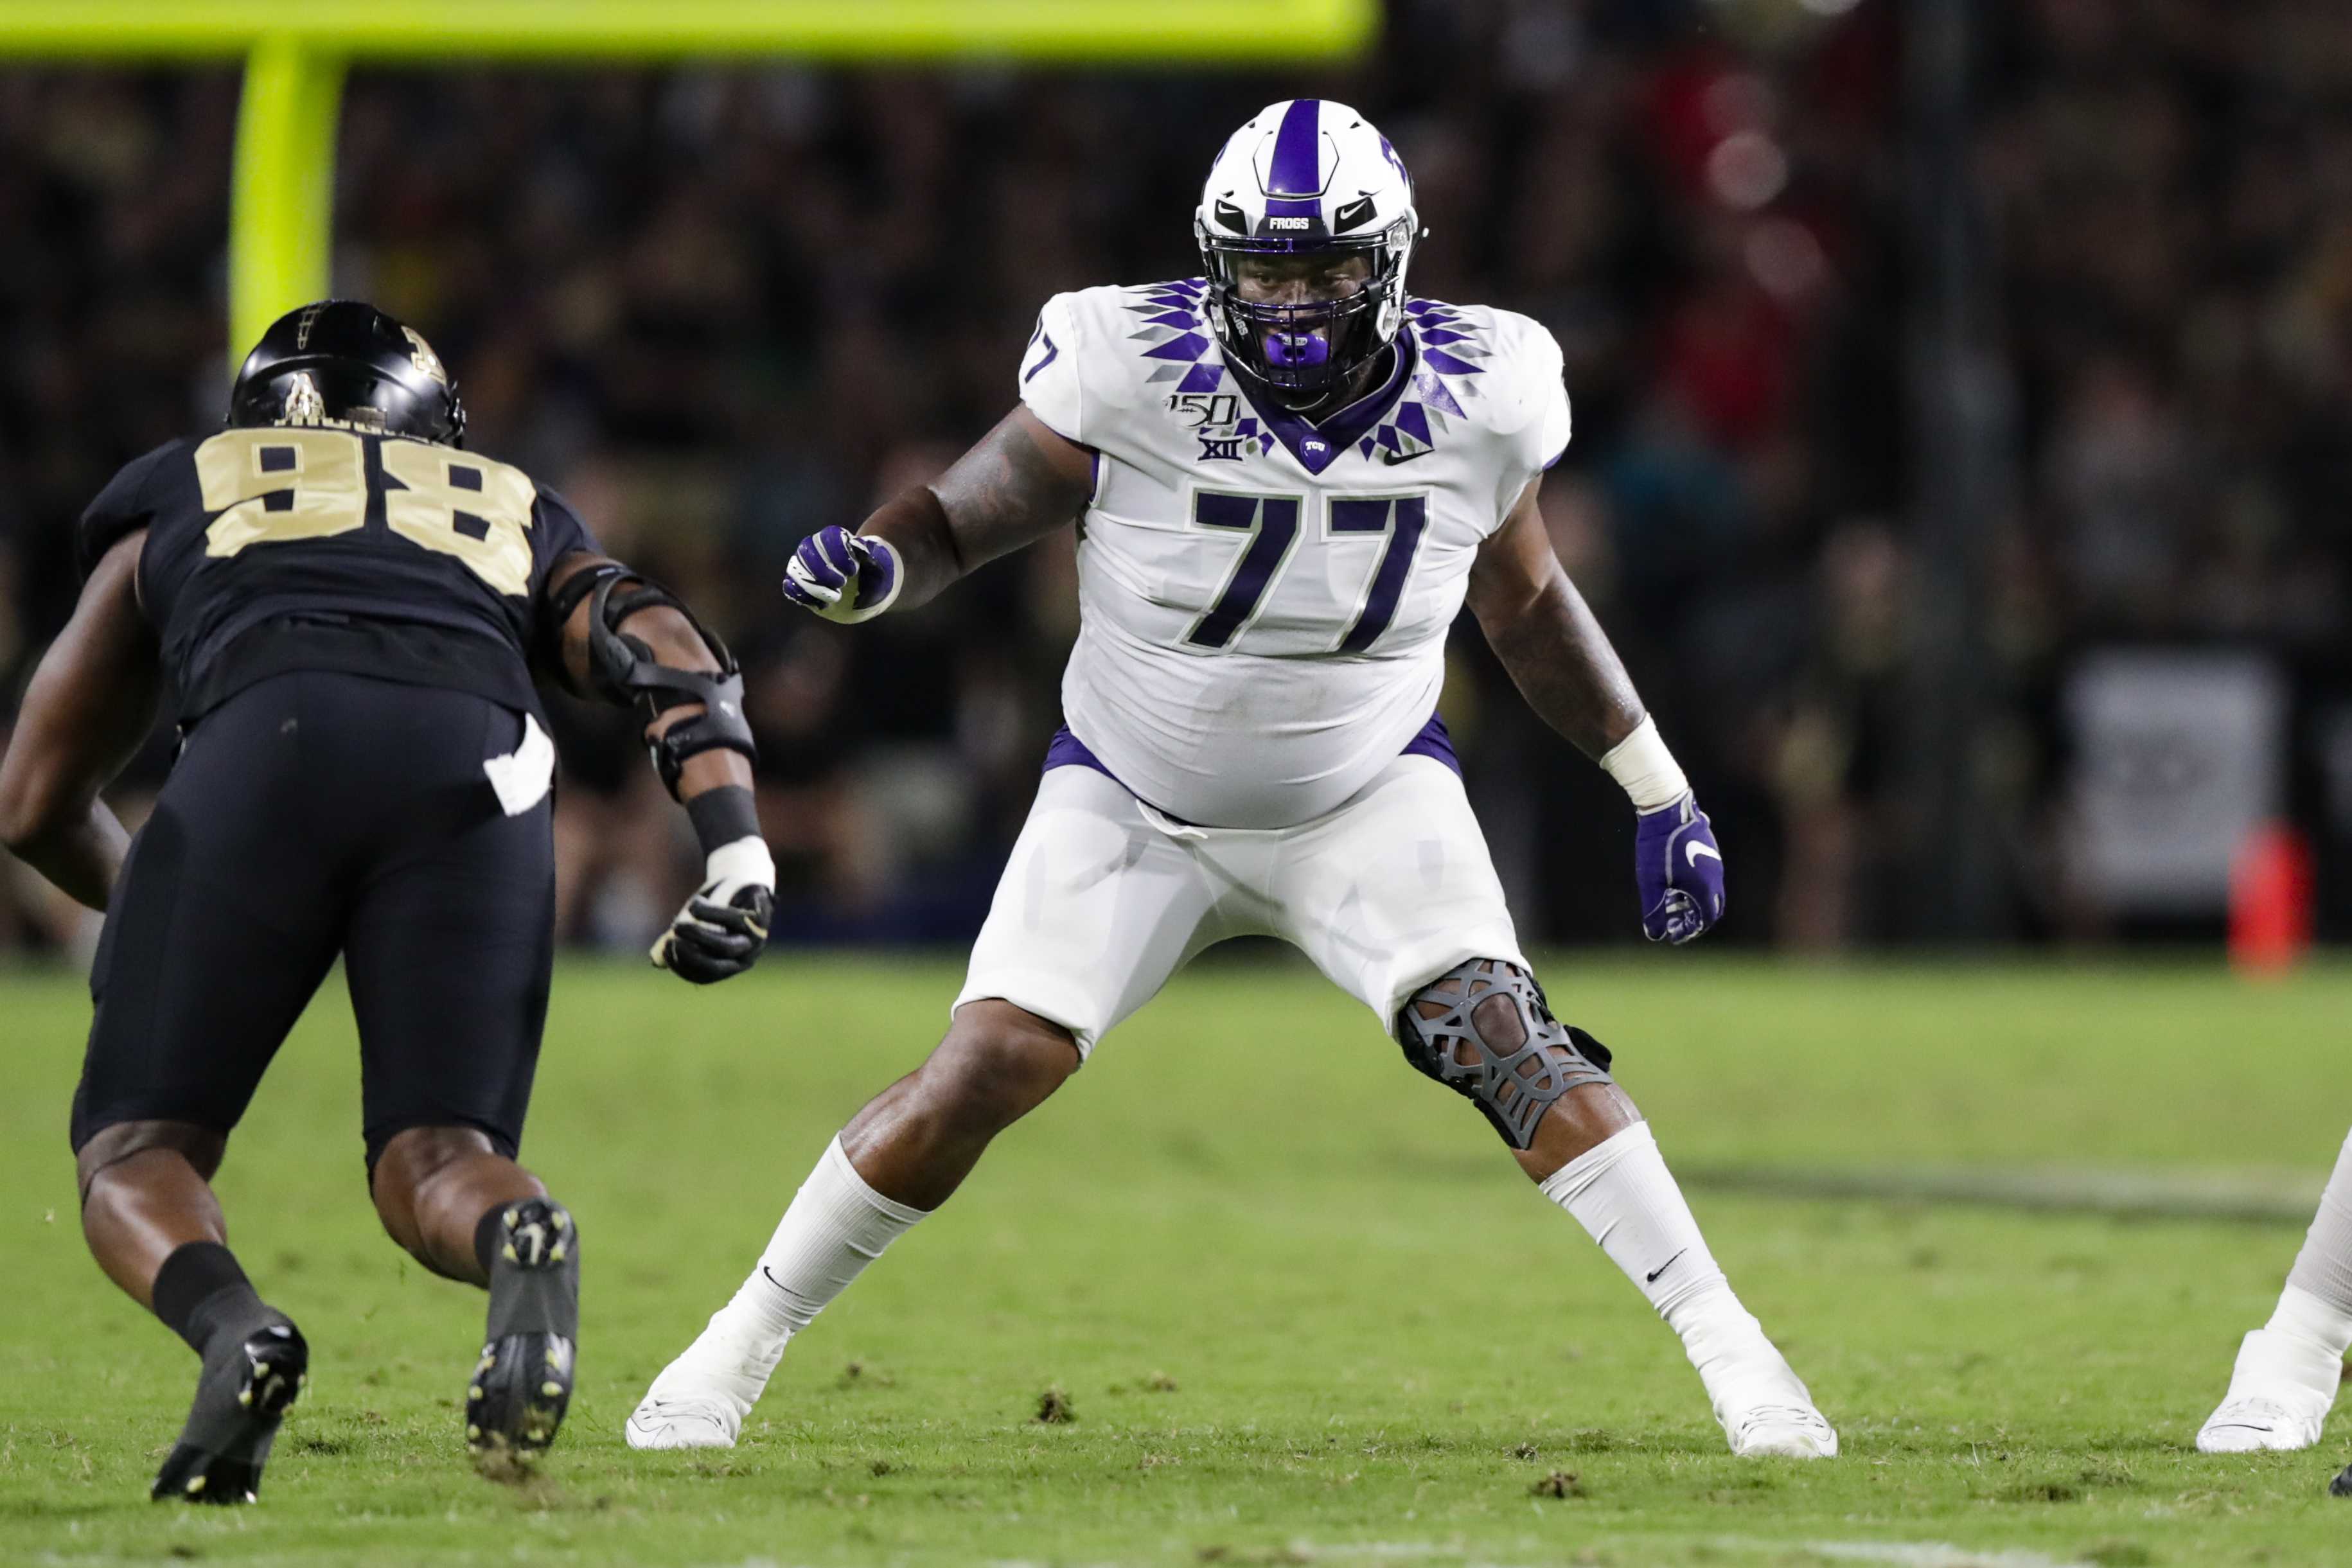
[1019,281,1225,445]
[1403,303,1568,445]
[75,439,186,581]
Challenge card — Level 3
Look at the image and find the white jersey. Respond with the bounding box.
[1018,279,1572,829]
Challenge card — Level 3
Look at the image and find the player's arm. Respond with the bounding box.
[0,533,161,911]
[781,408,1093,621]
[1465,477,1724,944]
[544,550,773,983]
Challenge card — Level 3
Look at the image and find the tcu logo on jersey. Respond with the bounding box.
[1167,392,1248,463]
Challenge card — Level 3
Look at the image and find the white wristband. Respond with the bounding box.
[704,835,776,894]
[1598,714,1690,813]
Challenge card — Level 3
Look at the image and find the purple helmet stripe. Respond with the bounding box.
[1266,98,1323,197]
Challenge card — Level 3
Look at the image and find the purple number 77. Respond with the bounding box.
[1185,492,1304,649]
[1330,495,1428,653]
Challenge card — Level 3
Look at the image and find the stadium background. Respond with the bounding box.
[3,0,2349,959]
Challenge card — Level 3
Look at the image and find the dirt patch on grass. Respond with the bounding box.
[1998,1477,2080,1503]
[1532,1470,1584,1499]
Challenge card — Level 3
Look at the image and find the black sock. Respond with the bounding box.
[151,1241,270,1357]
[473,1203,509,1282]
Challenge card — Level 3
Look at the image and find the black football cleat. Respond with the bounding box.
[152,1320,308,1504]
[2331,1463,2352,1497]
[466,1198,579,1469]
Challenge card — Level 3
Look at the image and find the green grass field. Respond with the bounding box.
[3,953,2349,1566]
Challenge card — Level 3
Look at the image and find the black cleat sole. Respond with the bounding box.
[466,1199,579,1470]
[466,1330,575,1465]
[152,1321,308,1504]
[2330,1463,2352,1497]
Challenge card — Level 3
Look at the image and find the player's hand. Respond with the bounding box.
[1635,793,1724,944]
[653,838,775,984]
[782,527,901,624]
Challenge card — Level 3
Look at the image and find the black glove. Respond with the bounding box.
[653,840,774,984]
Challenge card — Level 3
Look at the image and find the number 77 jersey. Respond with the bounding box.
[1019,280,1572,830]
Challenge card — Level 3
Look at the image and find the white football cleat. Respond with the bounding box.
[1724,1401,1839,1458]
[625,1311,787,1452]
[1706,1340,1838,1458]
[2197,1396,2326,1454]
[626,1391,746,1451]
[2197,1328,2339,1453]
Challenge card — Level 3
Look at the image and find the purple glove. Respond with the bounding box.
[1635,793,1724,944]
[781,527,901,623]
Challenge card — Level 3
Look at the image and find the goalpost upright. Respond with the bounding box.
[0,0,1378,357]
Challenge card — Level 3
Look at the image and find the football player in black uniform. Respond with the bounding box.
[0,301,775,1502]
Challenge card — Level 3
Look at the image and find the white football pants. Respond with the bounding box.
[954,756,1528,1055]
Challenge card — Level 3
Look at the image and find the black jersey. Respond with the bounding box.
[76,428,599,721]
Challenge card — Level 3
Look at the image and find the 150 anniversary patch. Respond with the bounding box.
[1167,392,1247,462]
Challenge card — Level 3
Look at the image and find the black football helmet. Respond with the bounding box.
[228,299,466,446]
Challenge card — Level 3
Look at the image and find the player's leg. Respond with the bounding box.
[630,764,1226,1449]
[2197,1124,2352,1452]
[339,685,577,1466]
[78,1122,311,1504]
[1399,962,1833,1456]
[1275,756,1834,1458]
[368,1128,576,1463]
[69,674,349,1501]
[628,998,1078,1450]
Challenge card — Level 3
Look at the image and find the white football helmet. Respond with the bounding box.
[1193,98,1420,403]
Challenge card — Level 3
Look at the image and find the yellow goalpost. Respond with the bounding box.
[0,0,1377,355]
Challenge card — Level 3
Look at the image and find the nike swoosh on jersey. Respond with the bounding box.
[1379,446,1431,465]
[1684,841,1722,867]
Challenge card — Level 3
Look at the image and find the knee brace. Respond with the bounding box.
[1395,958,1614,1150]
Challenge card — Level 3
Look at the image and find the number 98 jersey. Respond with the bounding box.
[76,428,598,722]
[1019,279,1571,829]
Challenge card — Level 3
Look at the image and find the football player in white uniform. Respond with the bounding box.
[630,100,1836,1459]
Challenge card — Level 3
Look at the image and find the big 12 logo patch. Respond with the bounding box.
[1167,392,1247,462]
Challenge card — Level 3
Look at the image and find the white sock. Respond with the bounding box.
[1540,1122,1798,1408]
[2265,1285,2352,1370]
[2284,1126,2352,1337]
[682,1138,927,1400]
[2220,1283,2349,1414]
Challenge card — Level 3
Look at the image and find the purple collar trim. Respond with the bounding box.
[1230,335,1416,476]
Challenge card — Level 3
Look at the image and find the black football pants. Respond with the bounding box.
[71,670,555,1167]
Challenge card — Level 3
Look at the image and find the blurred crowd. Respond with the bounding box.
[2,0,2348,958]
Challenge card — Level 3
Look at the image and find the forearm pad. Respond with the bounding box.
[584,574,757,797]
